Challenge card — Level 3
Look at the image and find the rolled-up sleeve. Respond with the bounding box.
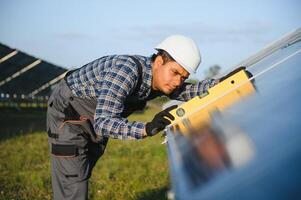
[93,59,145,140]
[168,79,219,101]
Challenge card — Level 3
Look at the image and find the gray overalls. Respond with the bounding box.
[46,57,148,199]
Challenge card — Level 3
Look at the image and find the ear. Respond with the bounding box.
[154,55,164,68]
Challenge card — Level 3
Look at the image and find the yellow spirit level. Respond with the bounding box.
[169,69,256,134]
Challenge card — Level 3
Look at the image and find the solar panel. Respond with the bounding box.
[0,43,15,58]
[166,28,301,200]
[0,51,37,80]
[0,61,66,94]
[0,43,67,96]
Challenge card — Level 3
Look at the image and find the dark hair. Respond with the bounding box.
[151,49,175,64]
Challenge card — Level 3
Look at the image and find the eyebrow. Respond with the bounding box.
[174,69,189,79]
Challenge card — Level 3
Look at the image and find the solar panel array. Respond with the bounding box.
[0,43,67,109]
[0,43,67,97]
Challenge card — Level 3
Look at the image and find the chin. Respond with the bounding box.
[162,88,173,95]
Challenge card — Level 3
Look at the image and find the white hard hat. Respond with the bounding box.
[155,35,201,74]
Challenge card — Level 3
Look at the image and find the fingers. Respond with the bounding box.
[161,105,178,121]
[155,118,172,133]
[164,104,178,112]
[160,118,172,126]
[162,111,175,121]
[157,110,174,121]
[156,105,177,120]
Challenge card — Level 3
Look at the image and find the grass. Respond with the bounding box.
[0,107,170,200]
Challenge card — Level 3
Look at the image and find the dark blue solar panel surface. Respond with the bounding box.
[0,52,36,80]
[0,43,67,95]
[0,61,66,94]
[193,42,301,200]
[0,43,15,58]
[168,38,301,200]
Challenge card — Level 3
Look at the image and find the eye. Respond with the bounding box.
[171,69,178,75]
[181,76,188,82]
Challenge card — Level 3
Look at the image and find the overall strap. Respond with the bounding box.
[129,56,143,95]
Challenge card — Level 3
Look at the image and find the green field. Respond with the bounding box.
[0,107,170,200]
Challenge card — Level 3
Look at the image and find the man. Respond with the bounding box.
[47,35,219,199]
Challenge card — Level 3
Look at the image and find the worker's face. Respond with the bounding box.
[152,56,190,94]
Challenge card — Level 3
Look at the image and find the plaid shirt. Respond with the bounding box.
[66,55,218,140]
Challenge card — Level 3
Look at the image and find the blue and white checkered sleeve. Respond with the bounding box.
[93,59,145,140]
[168,79,219,101]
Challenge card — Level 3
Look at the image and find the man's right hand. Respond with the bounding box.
[145,105,178,136]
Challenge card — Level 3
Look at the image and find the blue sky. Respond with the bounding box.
[0,0,300,79]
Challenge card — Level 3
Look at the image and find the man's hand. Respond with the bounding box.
[145,105,178,136]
